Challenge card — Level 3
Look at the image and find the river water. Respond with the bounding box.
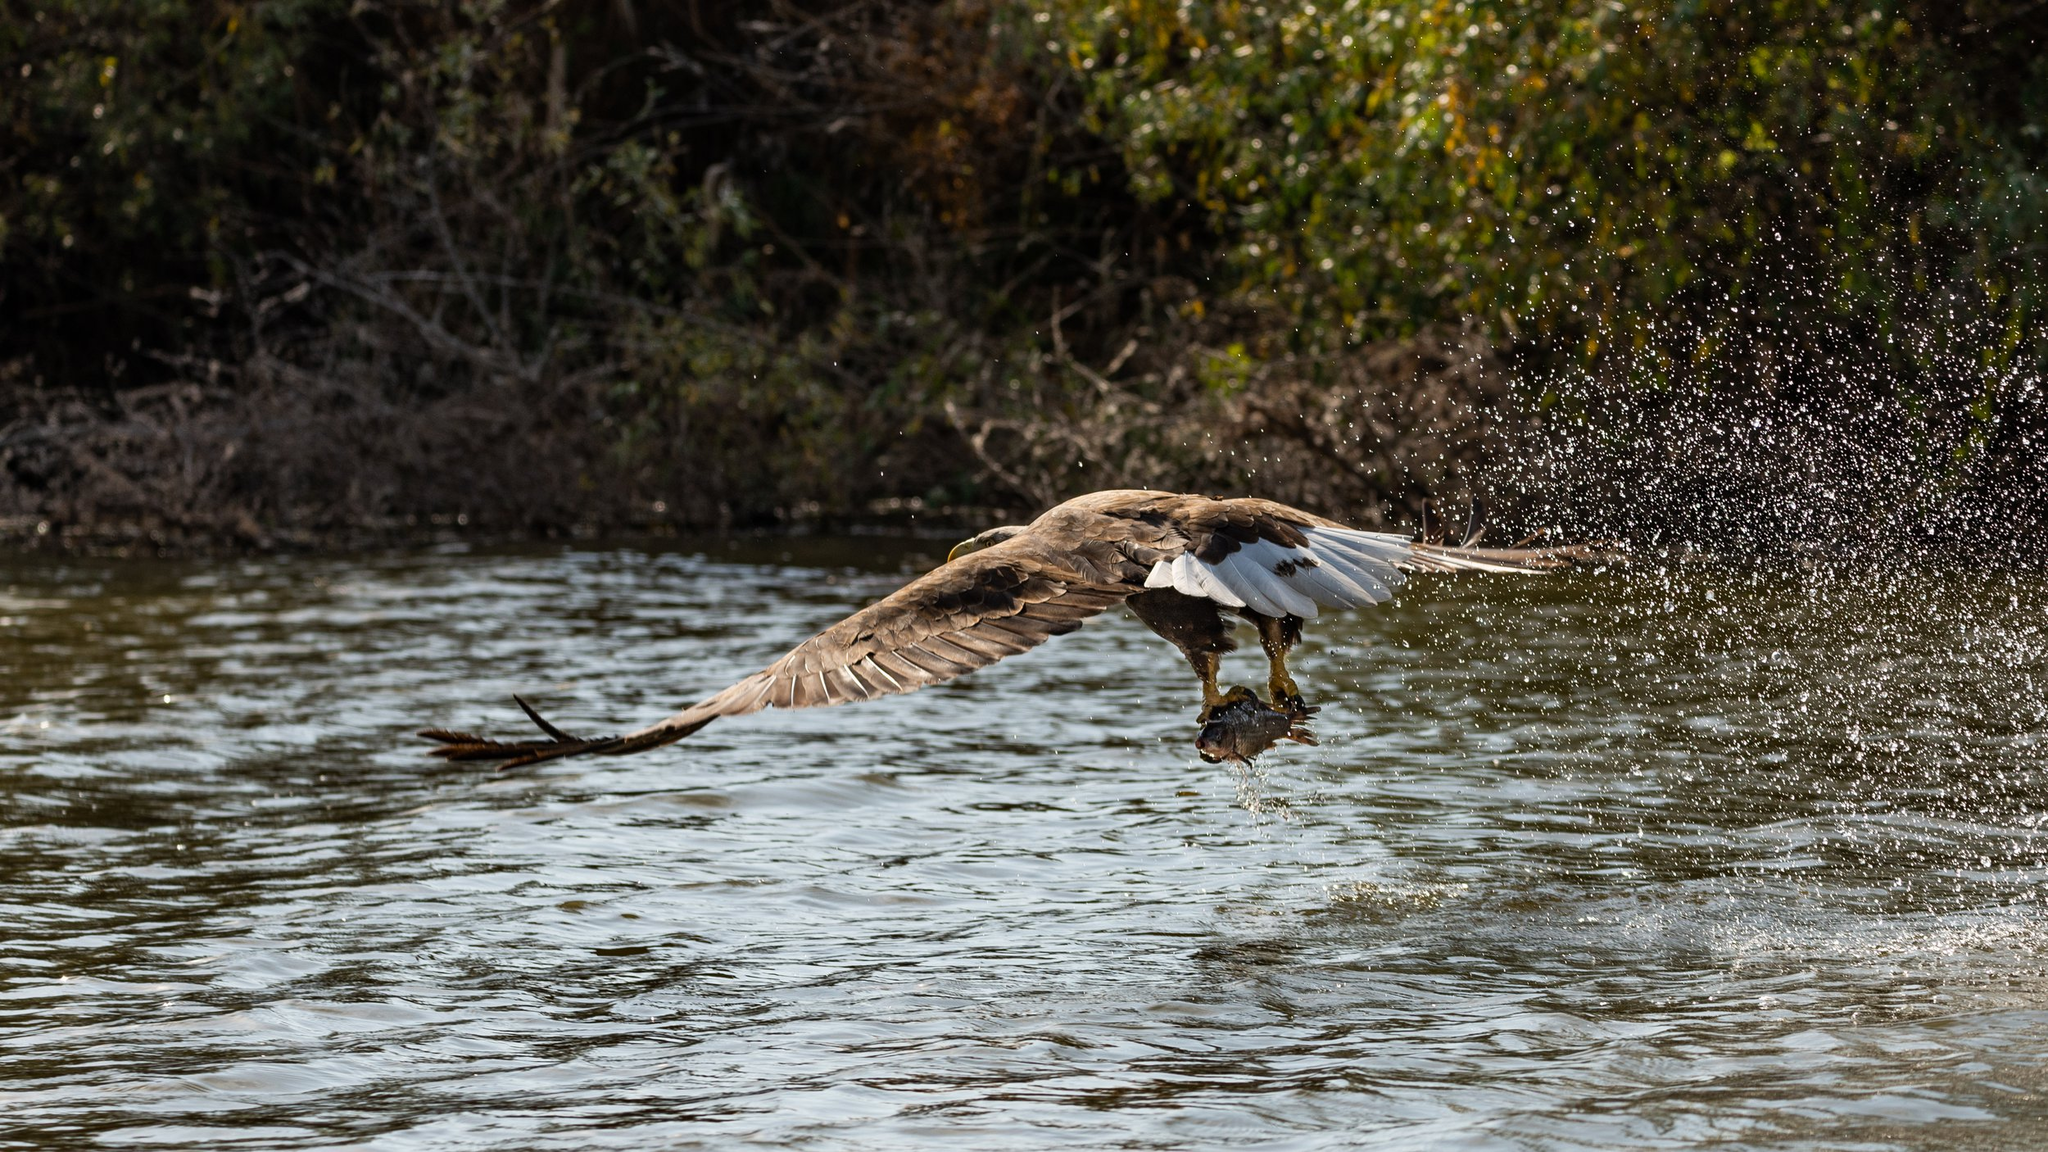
[4,537,2046,1150]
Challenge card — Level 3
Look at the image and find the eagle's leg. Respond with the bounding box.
[1192,650,1261,720]
[1253,613,1312,718]
[1192,651,1226,708]
[1126,589,1256,721]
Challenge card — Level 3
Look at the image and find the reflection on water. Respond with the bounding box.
[3,538,2046,1149]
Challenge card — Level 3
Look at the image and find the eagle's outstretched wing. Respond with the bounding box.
[420,489,1611,767]
[419,543,1136,768]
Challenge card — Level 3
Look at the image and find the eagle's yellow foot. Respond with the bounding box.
[1266,674,1317,722]
[1199,684,1262,724]
[1271,693,1318,722]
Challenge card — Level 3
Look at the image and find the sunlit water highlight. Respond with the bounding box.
[4,538,2047,1149]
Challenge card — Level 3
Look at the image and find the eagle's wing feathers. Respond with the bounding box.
[1143,507,1568,619]
[648,557,1129,729]
[420,544,1132,767]
[1142,525,1409,619]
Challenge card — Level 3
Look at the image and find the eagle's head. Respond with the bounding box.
[946,524,1026,563]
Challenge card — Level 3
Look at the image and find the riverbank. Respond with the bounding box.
[7,2,2043,562]
[9,340,2041,566]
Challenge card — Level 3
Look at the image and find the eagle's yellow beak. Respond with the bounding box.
[946,524,1022,563]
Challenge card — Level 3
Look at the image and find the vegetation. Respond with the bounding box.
[4,0,2044,553]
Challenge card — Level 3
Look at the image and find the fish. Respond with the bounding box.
[1194,690,1318,765]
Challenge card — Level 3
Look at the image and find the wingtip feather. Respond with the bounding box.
[418,697,627,768]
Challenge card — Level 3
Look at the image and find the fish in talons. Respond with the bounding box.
[1194,686,1319,765]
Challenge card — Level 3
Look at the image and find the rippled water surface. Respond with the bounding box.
[5,538,2048,1150]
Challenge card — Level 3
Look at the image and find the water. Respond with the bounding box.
[4,538,2047,1150]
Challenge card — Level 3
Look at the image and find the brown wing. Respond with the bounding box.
[418,541,1134,768]
[698,547,1131,715]
[1048,490,1326,564]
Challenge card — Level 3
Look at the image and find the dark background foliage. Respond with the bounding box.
[3,0,2044,554]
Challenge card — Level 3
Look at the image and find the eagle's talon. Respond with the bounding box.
[1271,692,1317,722]
[1199,684,1263,723]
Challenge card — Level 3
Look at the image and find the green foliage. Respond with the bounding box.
[3,0,2045,545]
[1031,0,2048,358]
[3,1,329,384]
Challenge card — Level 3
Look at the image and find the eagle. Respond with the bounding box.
[421,489,1596,768]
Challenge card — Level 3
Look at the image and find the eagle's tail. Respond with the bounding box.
[419,696,713,770]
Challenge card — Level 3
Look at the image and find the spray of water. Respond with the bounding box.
[1497,269,2045,564]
